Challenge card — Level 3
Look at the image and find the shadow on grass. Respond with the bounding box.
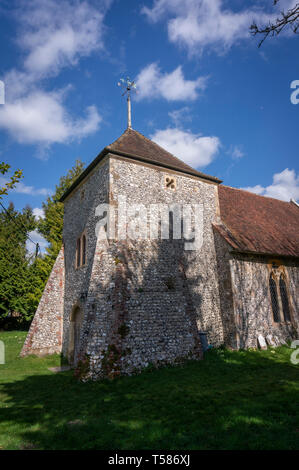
[0,347,298,450]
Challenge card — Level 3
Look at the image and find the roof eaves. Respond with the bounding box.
[230,249,299,261]
[60,146,222,202]
[213,223,299,259]
[108,148,222,183]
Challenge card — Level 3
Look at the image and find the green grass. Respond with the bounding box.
[0,331,298,450]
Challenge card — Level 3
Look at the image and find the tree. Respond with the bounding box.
[0,160,85,328]
[0,203,37,327]
[37,160,85,277]
[250,1,299,47]
[0,162,23,198]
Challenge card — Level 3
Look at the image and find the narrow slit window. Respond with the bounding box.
[76,238,81,268]
[269,274,280,322]
[279,275,291,322]
[82,235,86,266]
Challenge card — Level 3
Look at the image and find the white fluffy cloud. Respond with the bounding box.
[136,63,207,101]
[0,0,109,146]
[33,208,45,219]
[142,0,294,55]
[26,230,48,255]
[0,90,101,145]
[19,0,108,78]
[242,168,299,202]
[0,176,52,196]
[151,127,220,167]
[15,182,53,196]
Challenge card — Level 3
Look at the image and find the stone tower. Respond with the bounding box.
[21,128,299,378]
[21,128,224,378]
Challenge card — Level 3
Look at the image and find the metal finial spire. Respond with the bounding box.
[118,77,137,129]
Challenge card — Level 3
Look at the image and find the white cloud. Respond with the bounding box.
[0,0,109,146]
[0,90,101,145]
[33,208,45,219]
[18,0,109,79]
[15,182,53,196]
[151,127,220,167]
[168,106,192,126]
[227,145,245,160]
[141,0,291,55]
[0,176,52,196]
[71,105,101,140]
[136,63,207,101]
[26,230,48,255]
[242,168,299,202]
[243,184,265,195]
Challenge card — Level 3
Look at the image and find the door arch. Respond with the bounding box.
[69,306,83,366]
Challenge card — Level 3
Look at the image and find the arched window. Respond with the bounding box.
[279,275,291,322]
[82,235,86,266]
[76,238,81,268]
[269,274,280,322]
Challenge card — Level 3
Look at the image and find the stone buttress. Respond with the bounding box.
[20,246,65,357]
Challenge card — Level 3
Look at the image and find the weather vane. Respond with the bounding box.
[118,77,137,129]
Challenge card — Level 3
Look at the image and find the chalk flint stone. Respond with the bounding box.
[258,335,267,350]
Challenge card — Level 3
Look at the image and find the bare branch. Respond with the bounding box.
[250,1,299,47]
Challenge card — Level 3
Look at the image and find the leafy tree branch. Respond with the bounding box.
[0,162,23,198]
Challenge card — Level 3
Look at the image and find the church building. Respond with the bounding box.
[21,126,299,379]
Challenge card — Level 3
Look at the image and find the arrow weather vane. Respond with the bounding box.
[118,77,137,129]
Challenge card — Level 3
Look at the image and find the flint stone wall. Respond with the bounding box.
[20,246,65,356]
[214,227,299,350]
[60,155,223,378]
[213,229,237,348]
[231,254,299,348]
[61,159,110,360]
[109,156,224,346]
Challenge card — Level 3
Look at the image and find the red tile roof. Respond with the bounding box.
[215,185,299,258]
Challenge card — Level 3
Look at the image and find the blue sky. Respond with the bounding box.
[0,0,298,235]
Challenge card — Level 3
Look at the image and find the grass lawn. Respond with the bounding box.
[0,330,298,450]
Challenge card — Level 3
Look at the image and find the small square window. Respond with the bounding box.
[164,175,176,190]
